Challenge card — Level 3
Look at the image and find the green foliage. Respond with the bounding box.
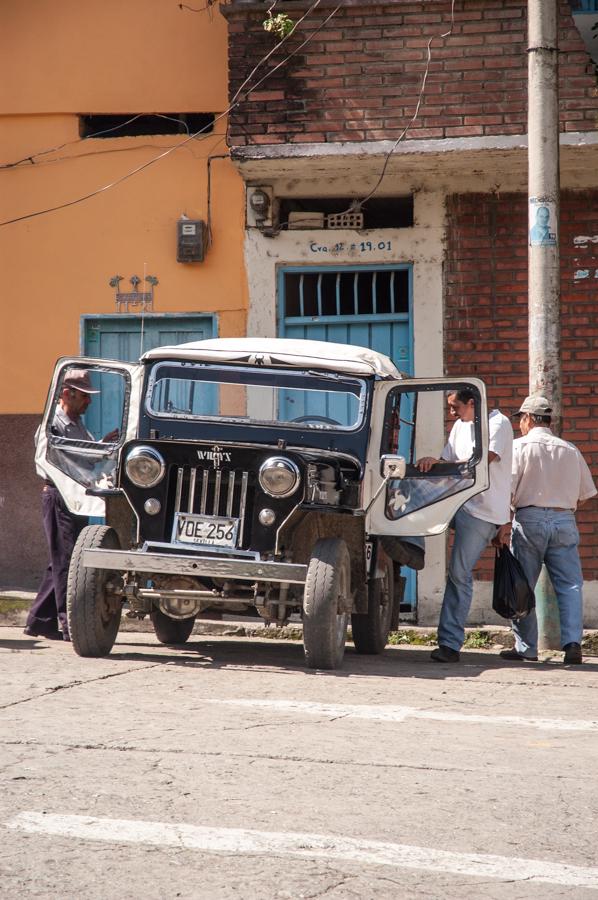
[263,12,294,39]
[387,629,437,646]
[387,628,496,649]
[259,624,303,640]
[0,597,30,614]
[581,633,598,655]
[463,630,492,649]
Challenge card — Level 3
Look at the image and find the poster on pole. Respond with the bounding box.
[529,198,557,247]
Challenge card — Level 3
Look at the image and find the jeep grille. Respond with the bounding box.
[173,466,250,545]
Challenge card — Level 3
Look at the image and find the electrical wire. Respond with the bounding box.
[206,148,229,245]
[356,0,456,209]
[234,4,340,105]
[27,132,227,170]
[0,113,198,170]
[0,0,333,228]
[2,0,451,226]
[0,114,146,169]
[178,1,217,13]
[228,0,323,110]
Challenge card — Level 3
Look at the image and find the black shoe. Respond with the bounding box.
[62,632,71,642]
[563,642,582,665]
[23,626,63,641]
[499,648,538,662]
[430,645,460,663]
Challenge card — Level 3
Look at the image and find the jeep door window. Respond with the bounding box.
[46,368,128,490]
[146,363,365,430]
[382,385,482,519]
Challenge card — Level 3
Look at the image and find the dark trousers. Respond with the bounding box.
[27,486,88,635]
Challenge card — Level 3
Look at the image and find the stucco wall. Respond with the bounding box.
[0,0,248,584]
[0,0,247,417]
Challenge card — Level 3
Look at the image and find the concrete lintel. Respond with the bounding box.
[232,131,598,164]
[231,132,598,187]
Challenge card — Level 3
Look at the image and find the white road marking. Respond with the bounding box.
[205,698,598,733]
[6,812,598,889]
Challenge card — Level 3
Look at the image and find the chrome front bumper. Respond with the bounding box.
[82,549,308,584]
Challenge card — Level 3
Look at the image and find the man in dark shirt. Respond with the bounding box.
[24,369,100,641]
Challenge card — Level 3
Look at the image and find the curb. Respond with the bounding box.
[0,592,298,639]
[3,592,597,652]
[0,591,510,644]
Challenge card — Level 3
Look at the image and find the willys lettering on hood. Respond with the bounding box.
[196,446,232,469]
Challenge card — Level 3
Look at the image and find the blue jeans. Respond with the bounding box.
[438,507,498,651]
[511,508,583,656]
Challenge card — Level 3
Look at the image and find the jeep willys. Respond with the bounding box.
[36,338,489,669]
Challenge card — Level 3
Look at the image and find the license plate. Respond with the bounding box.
[173,514,239,548]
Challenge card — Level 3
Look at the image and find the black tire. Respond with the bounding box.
[67,525,122,658]
[352,550,394,654]
[150,608,196,645]
[303,538,350,670]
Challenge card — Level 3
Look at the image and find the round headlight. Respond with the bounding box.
[125,446,165,488]
[258,457,300,498]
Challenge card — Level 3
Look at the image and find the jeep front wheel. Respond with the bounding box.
[351,550,394,654]
[151,609,196,645]
[303,538,350,670]
[67,525,122,657]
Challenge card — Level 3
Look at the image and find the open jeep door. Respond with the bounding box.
[365,377,489,537]
[35,357,143,518]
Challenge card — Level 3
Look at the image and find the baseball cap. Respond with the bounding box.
[62,368,100,394]
[512,395,552,417]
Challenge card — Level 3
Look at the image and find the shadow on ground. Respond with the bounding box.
[86,636,598,680]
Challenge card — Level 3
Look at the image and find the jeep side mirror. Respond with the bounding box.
[380,454,406,480]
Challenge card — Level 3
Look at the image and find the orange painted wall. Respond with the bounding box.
[0,0,247,414]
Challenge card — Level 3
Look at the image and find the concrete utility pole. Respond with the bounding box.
[527,0,561,650]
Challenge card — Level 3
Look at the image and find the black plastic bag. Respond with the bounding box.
[492,546,535,620]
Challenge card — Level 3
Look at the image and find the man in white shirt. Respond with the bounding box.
[496,395,597,665]
[418,389,513,662]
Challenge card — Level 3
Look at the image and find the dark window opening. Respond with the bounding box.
[279,195,414,230]
[283,268,410,319]
[80,113,215,139]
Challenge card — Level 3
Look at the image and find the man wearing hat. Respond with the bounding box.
[496,395,596,665]
[24,368,114,641]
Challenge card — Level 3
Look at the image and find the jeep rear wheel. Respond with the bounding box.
[151,609,196,645]
[303,538,350,670]
[352,550,394,654]
[67,525,122,658]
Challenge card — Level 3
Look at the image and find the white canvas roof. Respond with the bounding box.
[142,337,402,379]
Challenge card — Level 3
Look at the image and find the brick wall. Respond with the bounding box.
[445,189,598,580]
[224,0,597,146]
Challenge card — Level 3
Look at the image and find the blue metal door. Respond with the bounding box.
[278,265,412,372]
[83,314,215,362]
[82,313,215,456]
[277,264,417,612]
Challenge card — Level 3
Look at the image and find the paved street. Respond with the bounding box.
[2,626,598,899]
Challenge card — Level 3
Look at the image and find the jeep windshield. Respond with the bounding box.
[145,362,366,430]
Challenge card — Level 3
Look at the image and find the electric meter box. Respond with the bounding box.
[177,219,207,263]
